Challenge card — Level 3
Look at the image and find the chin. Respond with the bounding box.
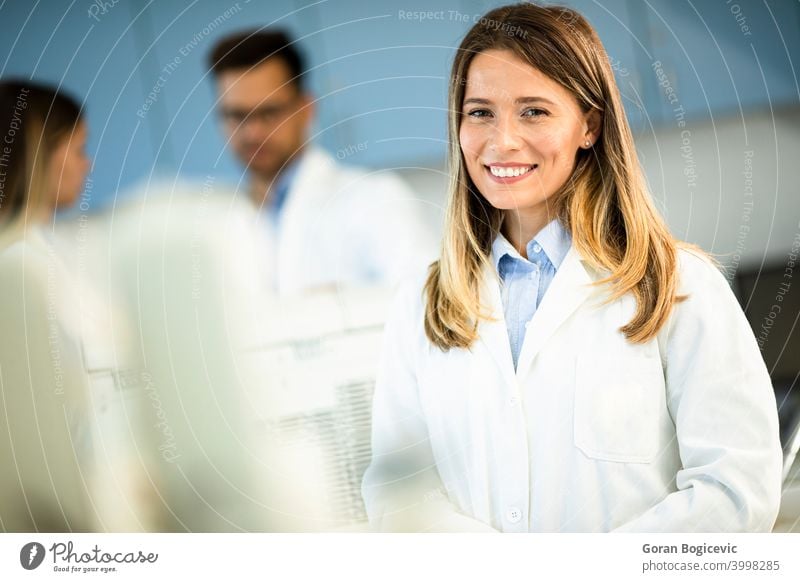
[52,185,78,206]
[247,156,283,176]
[478,187,537,211]
[482,198,518,211]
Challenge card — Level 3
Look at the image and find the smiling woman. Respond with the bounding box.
[459,49,601,249]
[361,2,783,533]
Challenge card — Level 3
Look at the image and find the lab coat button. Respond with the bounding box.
[506,507,522,523]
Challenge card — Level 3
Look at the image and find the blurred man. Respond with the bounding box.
[208,30,437,294]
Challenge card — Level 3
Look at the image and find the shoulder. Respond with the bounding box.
[661,246,748,346]
[321,153,414,200]
[674,245,733,298]
[0,229,53,279]
[392,266,431,316]
[378,266,438,371]
[384,265,433,339]
[0,229,80,328]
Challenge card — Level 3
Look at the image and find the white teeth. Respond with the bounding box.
[489,165,533,178]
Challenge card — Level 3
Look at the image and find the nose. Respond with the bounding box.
[490,115,523,152]
[240,117,264,136]
[240,118,271,144]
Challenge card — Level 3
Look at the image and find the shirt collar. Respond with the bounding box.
[491,218,572,272]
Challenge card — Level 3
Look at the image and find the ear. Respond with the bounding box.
[583,108,602,146]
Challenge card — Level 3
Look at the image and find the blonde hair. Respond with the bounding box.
[425,3,690,350]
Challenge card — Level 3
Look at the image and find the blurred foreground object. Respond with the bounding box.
[0,226,96,531]
[93,180,388,530]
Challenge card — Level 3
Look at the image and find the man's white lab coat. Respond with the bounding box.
[267,147,438,295]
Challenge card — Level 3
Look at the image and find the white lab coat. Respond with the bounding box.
[0,227,95,531]
[362,245,783,532]
[268,147,438,295]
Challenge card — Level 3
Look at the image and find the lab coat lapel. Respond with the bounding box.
[515,244,596,379]
[477,264,517,389]
[276,147,335,294]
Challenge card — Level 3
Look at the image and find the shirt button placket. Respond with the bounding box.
[503,387,527,532]
[506,507,522,524]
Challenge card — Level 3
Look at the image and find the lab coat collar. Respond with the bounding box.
[274,146,337,294]
[479,243,598,384]
[266,151,304,217]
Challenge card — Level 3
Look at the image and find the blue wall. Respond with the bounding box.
[1,0,798,210]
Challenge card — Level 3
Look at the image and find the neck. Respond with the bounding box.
[248,148,305,207]
[249,172,275,208]
[501,205,556,260]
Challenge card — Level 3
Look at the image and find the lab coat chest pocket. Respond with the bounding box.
[573,346,665,463]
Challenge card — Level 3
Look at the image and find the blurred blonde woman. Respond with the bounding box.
[362,3,782,532]
[0,80,94,531]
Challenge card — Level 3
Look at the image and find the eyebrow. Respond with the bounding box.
[463,96,556,106]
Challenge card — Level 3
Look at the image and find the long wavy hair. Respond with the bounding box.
[425,3,688,350]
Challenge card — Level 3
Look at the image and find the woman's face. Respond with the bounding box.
[459,49,599,220]
[48,121,90,209]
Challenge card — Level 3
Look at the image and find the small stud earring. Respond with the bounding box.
[584,140,591,148]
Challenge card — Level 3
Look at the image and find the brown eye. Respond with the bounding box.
[522,108,547,118]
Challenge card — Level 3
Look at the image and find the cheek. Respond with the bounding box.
[69,162,84,189]
[229,129,258,153]
[459,126,484,160]
[540,131,577,166]
[277,120,302,145]
[49,153,68,188]
[534,128,562,152]
[67,151,82,176]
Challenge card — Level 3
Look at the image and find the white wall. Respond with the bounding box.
[637,105,800,272]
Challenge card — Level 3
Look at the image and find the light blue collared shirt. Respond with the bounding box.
[491,219,572,369]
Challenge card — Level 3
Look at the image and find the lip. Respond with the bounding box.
[245,147,272,158]
[484,163,538,184]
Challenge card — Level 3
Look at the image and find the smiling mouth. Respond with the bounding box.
[484,163,538,181]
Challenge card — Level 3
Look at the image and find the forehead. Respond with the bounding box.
[216,58,296,106]
[463,49,571,103]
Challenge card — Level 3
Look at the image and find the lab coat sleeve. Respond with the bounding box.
[361,280,498,532]
[613,250,783,532]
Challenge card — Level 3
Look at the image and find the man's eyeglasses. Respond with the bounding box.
[218,98,301,128]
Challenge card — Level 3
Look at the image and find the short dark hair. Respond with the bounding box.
[207,29,305,91]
